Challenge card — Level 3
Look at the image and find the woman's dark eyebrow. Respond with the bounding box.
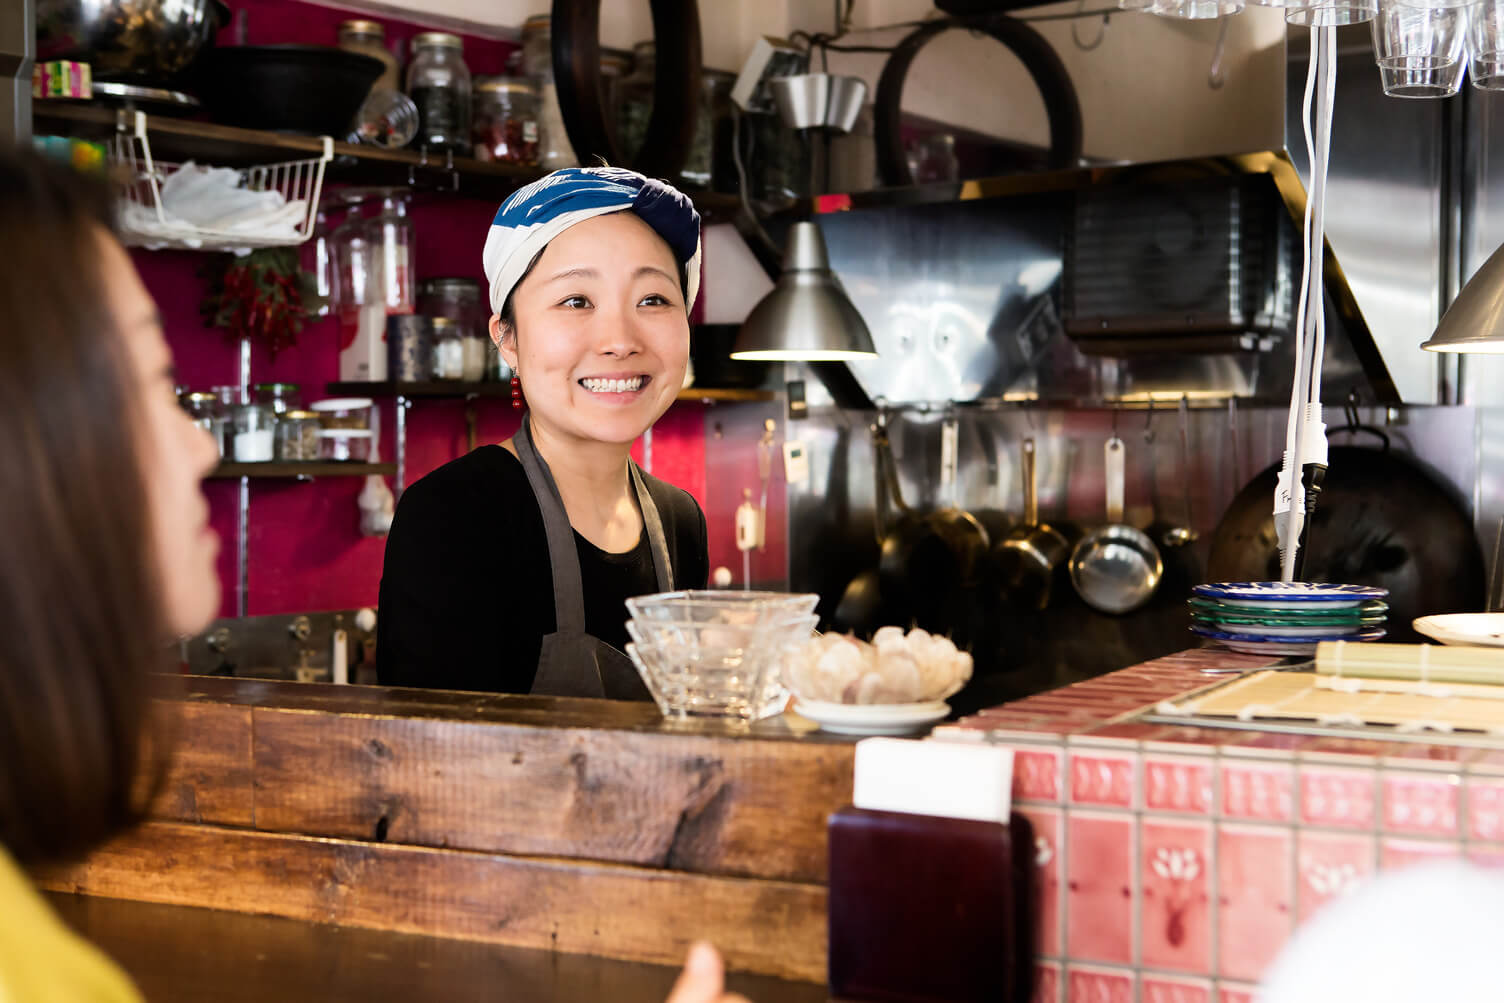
[634,266,677,283]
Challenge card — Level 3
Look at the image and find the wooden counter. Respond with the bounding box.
[36,678,858,985]
[49,892,829,1003]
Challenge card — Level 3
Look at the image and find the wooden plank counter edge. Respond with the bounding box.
[35,821,829,983]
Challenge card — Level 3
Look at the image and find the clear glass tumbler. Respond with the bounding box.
[1470,0,1504,88]
[1372,0,1469,97]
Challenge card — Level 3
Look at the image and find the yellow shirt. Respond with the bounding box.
[0,847,142,1003]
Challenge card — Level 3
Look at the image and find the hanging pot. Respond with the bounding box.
[1207,444,1486,642]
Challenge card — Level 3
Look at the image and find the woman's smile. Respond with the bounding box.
[578,372,651,400]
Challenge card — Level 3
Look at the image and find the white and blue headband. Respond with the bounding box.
[481,166,702,316]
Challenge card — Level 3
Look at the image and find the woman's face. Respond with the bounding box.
[493,212,690,447]
[98,231,222,638]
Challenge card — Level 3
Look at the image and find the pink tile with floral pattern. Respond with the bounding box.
[1066,964,1134,1003]
[1018,806,1064,957]
[1141,818,1212,974]
[1296,830,1375,922]
[1141,975,1212,1003]
[1381,771,1460,838]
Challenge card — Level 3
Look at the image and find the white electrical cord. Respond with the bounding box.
[1277,27,1337,582]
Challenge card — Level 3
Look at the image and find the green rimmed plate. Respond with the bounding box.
[1189,597,1388,622]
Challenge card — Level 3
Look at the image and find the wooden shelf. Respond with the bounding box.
[32,102,742,217]
[326,381,775,403]
[209,462,396,479]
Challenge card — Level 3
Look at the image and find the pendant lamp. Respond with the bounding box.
[1422,240,1504,353]
[730,222,879,361]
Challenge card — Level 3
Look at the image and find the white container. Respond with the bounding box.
[308,397,374,430]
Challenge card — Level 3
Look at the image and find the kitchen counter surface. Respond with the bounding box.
[50,892,829,1003]
[939,646,1504,1000]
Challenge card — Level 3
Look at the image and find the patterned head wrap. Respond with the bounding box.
[482,166,702,316]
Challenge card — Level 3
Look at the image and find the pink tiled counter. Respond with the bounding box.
[937,648,1501,1002]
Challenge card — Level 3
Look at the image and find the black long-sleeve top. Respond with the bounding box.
[376,445,709,693]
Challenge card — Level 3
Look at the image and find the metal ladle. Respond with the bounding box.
[1070,433,1163,614]
[1162,395,1199,549]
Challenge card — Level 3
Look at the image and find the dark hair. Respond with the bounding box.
[0,150,172,867]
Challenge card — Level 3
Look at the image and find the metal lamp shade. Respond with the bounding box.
[1423,241,1504,353]
[767,73,868,133]
[731,223,879,361]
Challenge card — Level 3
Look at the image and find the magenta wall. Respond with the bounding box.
[150,0,745,617]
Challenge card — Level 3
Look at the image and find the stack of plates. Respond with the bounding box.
[1189,582,1390,656]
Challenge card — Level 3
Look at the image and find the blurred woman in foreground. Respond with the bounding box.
[0,150,743,1003]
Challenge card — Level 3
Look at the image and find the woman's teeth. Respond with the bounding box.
[581,376,646,393]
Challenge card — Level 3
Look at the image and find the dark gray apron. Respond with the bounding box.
[514,415,672,700]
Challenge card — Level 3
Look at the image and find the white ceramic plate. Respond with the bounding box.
[792,698,950,735]
[1413,613,1504,648]
[1213,621,1378,638]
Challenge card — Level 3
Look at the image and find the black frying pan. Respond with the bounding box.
[1206,445,1486,642]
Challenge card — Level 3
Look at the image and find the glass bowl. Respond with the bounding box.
[625,590,819,626]
[625,614,818,654]
[626,640,793,721]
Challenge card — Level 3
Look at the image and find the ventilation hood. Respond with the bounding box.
[802,150,1398,408]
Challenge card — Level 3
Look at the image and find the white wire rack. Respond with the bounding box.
[110,111,333,252]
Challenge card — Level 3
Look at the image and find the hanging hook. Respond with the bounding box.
[1111,401,1120,436]
[1072,0,1109,52]
[1208,18,1229,90]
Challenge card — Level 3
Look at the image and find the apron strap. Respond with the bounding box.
[630,462,674,594]
[514,415,588,636]
[515,415,676,637]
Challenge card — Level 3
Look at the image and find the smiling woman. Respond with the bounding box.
[377,167,709,697]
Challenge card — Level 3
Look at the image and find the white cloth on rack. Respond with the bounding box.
[123,161,307,249]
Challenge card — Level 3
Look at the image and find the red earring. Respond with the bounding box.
[510,374,523,410]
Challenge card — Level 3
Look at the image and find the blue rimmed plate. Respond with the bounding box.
[1192,582,1388,610]
[1191,624,1386,657]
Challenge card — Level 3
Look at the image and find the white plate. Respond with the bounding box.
[793,698,950,735]
[1413,613,1504,648]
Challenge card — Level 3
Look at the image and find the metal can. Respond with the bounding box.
[387,314,433,383]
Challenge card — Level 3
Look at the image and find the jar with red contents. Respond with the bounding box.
[472,77,539,165]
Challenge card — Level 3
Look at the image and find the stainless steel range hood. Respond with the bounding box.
[804,149,1399,407]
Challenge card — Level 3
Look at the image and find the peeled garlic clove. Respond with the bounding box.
[856,671,887,705]
[877,649,923,703]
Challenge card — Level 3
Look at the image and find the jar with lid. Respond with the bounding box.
[618,41,655,165]
[181,392,225,458]
[301,209,335,317]
[231,403,276,462]
[472,77,539,165]
[430,317,465,380]
[598,48,632,150]
[338,20,401,94]
[520,15,577,170]
[406,33,471,154]
[308,397,374,430]
[253,382,302,416]
[319,429,374,462]
[275,410,322,461]
[331,203,388,381]
[369,194,414,315]
[209,385,241,454]
[418,277,484,333]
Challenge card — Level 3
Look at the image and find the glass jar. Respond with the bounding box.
[704,69,737,193]
[430,316,464,380]
[209,385,241,455]
[618,40,655,164]
[275,410,322,461]
[319,429,374,462]
[418,277,484,333]
[331,204,388,381]
[181,392,225,458]
[406,33,471,154]
[521,15,577,170]
[369,194,414,316]
[599,48,632,150]
[472,77,539,165]
[301,209,335,317]
[231,403,276,462]
[308,397,374,430]
[338,20,401,94]
[253,382,302,416]
[461,330,487,382]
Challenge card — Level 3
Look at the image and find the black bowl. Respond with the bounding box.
[189,45,384,136]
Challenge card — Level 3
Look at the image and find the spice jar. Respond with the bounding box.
[253,382,302,416]
[275,410,322,461]
[181,392,225,458]
[407,33,471,154]
[431,316,464,380]
[338,20,401,94]
[521,15,576,170]
[472,77,539,165]
[231,403,276,462]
